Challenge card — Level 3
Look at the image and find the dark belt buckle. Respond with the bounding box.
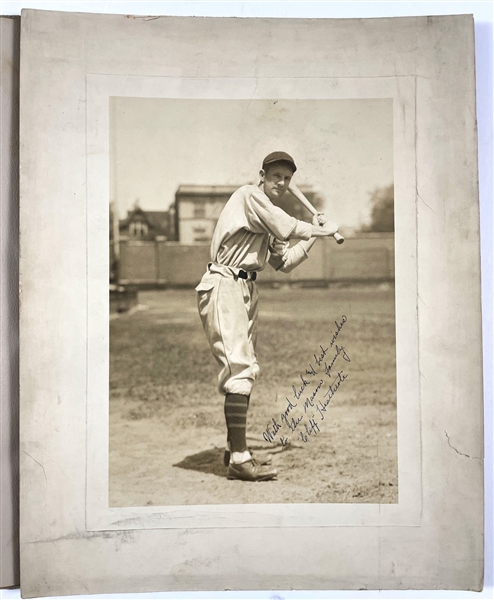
[238,270,257,281]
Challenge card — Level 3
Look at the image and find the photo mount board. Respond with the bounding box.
[0,14,20,591]
[19,10,483,596]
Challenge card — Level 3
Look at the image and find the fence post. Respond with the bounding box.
[155,238,160,285]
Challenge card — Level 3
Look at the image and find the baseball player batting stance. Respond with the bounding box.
[196,152,339,482]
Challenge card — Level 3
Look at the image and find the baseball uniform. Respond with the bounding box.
[196,184,313,397]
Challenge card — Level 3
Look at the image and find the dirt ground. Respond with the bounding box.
[109,285,398,507]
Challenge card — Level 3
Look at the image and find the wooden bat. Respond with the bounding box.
[288,184,345,244]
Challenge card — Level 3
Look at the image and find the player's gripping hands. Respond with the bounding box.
[311,212,339,237]
[313,212,327,226]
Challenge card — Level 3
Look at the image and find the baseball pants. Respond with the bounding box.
[196,269,259,396]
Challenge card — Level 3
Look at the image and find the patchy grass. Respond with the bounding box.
[110,286,397,506]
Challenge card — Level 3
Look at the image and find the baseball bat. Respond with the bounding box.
[288,184,345,244]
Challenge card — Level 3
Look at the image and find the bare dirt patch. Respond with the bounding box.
[109,286,398,506]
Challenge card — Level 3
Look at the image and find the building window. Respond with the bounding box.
[129,220,148,238]
[194,205,206,218]
[192,226,208,243]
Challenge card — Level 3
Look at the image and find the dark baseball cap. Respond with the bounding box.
[262,151,297,173]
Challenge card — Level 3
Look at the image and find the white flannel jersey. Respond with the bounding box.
[210,184,313,274]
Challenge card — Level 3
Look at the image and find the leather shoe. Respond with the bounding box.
[227,459,278,482]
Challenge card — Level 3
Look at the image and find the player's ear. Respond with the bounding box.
[259,169,266,182]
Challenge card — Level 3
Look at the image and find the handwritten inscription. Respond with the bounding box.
[330,315,347,347]
[305,364,317,376]
[303,379,324,413]
[262,417,282,444]
[292,374,310,400]
[314,345,329,367]
[324,345,351,377]
[299,417,321,443]
[262,315,350,447]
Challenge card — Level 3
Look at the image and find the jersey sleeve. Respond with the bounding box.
[244,187,312,241]
[268,238,310,273]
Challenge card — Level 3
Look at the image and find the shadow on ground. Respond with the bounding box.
[173,443,293,478]
[173,447,227,477]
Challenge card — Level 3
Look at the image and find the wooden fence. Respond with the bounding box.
[117,233,394,287]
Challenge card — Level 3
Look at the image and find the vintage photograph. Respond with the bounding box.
[18,10,483,595]
[108,97,397,507]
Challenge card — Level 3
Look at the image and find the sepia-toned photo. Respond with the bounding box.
[18,10,484,596]
[108,97,397,507]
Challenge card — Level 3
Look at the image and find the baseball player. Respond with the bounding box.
[196,152,338,481]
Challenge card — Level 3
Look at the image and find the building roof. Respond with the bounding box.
[120,207,169,233]
[175,184,316,200]
[176,185,243,197]
[145,211,169,232]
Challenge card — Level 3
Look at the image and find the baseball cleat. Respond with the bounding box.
[227,459,278,482]
[223,449,273,467]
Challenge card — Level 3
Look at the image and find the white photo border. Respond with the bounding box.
[85,74,421,531]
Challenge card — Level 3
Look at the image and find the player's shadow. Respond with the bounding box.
[173,444,290,478]
[173,447,227,477]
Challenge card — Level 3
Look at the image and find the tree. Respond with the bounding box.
[361,184,394,232]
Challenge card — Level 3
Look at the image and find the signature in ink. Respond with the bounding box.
[262,316,350,447]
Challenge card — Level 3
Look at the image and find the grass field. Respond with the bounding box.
[109,285,397,506]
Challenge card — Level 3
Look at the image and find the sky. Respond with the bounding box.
[111,97,394,229]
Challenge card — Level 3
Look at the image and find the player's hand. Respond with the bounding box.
[312,212,327,227]
[318,221,339,236]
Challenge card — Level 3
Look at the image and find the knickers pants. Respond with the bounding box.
[196,272,259,396]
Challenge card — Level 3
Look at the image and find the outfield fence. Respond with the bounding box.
[117,233,394,287]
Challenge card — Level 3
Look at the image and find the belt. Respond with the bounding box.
[238,269,257,281]
[208,262,258,281]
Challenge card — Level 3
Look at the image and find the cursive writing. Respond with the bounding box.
[330,315,347,348]
[292,374,311,400]
[299,417,321,442]
[313,345,329,367]
[305,364,318,376]
[316,371,347,420]
[280,396,302,433]
[324,345,351,378]
[263,417,282,444]
[281,412,304,432]
[303,379,324,413]
[323,370,348,399]
[262,318,350,447]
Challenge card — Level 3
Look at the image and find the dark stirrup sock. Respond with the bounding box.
[224,393,249,453]
[226,396,250,445]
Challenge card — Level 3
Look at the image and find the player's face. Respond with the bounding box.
[261,163,294,202]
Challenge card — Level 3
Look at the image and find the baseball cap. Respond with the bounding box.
[262,151,297,173]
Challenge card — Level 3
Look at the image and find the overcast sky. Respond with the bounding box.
[111,98,393,229]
